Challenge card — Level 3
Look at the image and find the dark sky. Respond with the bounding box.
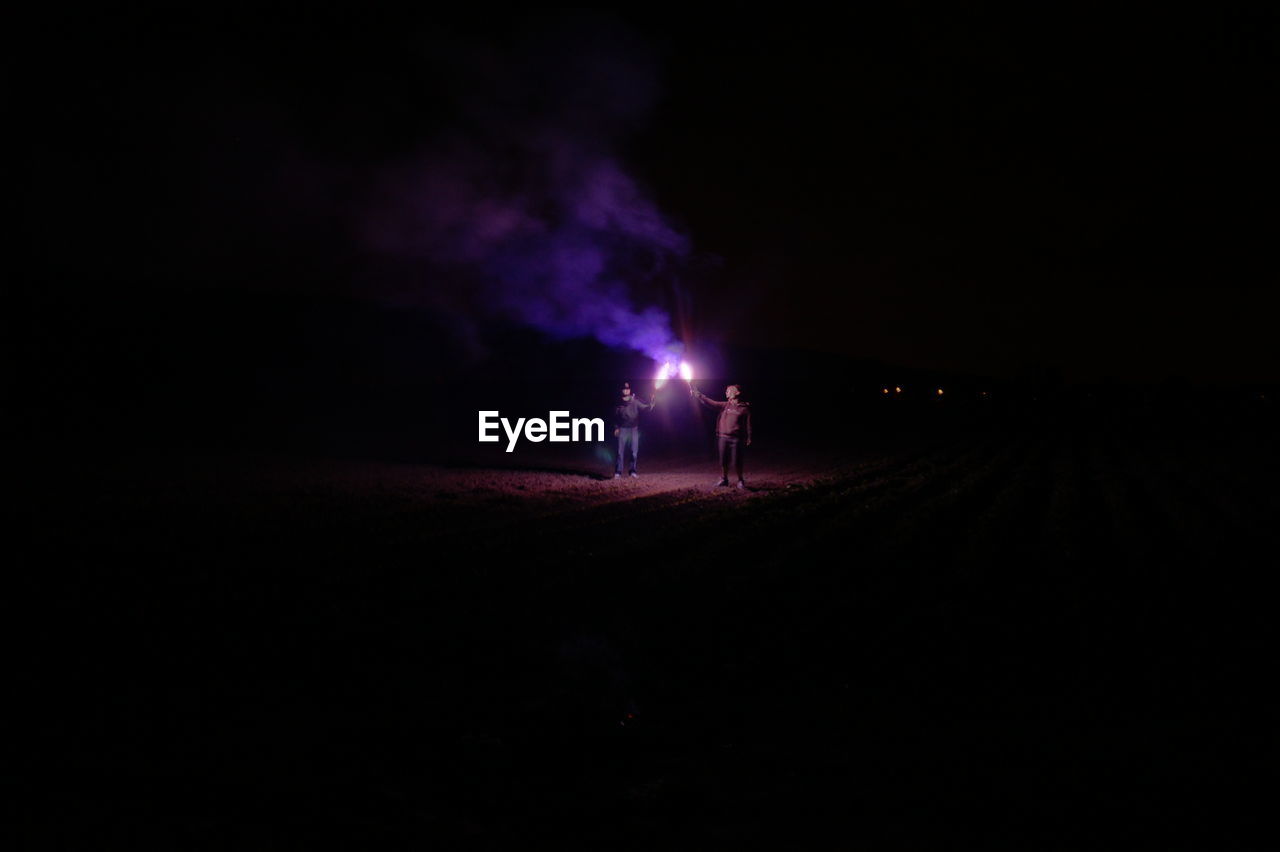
[21,7,1280,387]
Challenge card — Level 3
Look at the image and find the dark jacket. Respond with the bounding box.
[693,391,752,441]
[613,396,653,428]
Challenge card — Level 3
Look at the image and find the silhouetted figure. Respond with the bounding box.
[613,382,654,478]
[692,384,752,488]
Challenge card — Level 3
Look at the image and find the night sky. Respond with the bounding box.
[21,7,1279,400]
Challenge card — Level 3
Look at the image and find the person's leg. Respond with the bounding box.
[717,436,730,484]
[727,440,747,481]
[630,428,640,474]
[616,431,626,475]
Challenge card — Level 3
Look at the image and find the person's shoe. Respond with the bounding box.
[629,471,639,478]
[736,480,747,490]
[614,473,623,479]
[715,478,730,487]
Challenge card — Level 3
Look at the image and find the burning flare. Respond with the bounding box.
[655,355,696,386]
[653,359,693,391]
[655,361,675,389]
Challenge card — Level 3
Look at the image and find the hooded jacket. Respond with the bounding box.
[693,391,752,441]
[613,395,653,429]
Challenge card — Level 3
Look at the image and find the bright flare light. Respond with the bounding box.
[655,361,674,389]
[653,360,692,390]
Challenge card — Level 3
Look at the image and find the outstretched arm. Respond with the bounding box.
[692,389,727,410]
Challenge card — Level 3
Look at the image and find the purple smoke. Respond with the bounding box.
[360,20,689,363]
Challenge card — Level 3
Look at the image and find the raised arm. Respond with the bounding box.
[692,389,727,410]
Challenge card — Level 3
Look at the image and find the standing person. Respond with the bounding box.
[692,384,752,489]
[613,382,654,479]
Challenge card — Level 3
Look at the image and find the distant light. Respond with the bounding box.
[882,387,890,394]
[937,388,944,395]
[894,386,902,394]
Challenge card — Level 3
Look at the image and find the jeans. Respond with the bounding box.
[717,435,744,482]
[616,427,640,474]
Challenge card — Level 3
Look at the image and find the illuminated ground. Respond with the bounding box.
[29,421,1277,846]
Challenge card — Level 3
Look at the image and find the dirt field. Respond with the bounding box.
[26,417,1278,846]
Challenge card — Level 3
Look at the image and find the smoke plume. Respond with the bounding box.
[361,17,689,363]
